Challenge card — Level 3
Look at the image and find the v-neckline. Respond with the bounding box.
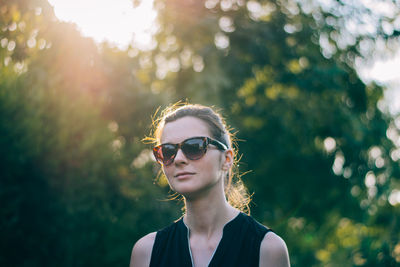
[182,212,243,267]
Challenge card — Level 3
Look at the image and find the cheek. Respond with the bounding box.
[211,153,224,169]
[162,166,174,180]
[203,154,224,175]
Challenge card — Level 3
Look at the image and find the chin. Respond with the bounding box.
[175,184,216,200]
[172,186,199,196]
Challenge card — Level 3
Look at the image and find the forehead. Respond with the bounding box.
[161,116,212,144]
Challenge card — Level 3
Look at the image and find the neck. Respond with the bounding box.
[183,184,239,236]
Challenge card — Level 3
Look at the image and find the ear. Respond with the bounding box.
[221,149,234,171]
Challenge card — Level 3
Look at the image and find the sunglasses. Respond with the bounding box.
[153,136,228,166]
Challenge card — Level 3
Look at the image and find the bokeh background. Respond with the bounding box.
[1,0,400,266]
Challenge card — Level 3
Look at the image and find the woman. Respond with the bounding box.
[130,103,290,267]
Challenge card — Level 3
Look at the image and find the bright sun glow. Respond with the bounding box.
[47,0,157,50]
[48,0,400,114]
[358,51,400,115]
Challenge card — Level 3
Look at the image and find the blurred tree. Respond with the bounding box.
[147,0,400,265]
[1,0,400,266]
[0,0,177,266]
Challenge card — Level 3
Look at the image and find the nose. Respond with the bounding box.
[173,148,188,165]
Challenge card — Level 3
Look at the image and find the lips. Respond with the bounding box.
[174,172,195,178]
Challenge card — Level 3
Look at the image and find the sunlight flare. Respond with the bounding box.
[47,0,157,49]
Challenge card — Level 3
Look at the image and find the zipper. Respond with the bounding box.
[184,222,219,267]
[184,223,195,267]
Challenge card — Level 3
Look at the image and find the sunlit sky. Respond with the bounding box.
[47,0,400,114]
[358,52,400,114]
[47,0,156,50]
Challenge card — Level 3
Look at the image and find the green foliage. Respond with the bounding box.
[0,1,178,265]
[150,0,400,265]
[1,0,400,266]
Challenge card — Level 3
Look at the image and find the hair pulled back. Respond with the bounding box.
[146,102,251,214]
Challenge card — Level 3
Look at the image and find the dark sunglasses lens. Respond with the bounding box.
[153,146,164,164]
[182,138,206,160]
[161,144,177,165]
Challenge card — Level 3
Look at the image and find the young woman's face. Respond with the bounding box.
[160,116,230,199]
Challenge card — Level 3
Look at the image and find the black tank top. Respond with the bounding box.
[149,212,271,267]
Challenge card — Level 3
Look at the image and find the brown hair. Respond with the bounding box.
[146,102,251,214]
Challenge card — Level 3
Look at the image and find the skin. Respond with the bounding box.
[130,116,290,267]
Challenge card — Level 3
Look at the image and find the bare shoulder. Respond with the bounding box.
[130,232,157,267]
[259,231,290,267]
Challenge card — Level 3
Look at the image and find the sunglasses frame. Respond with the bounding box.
[153,136,228,166]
